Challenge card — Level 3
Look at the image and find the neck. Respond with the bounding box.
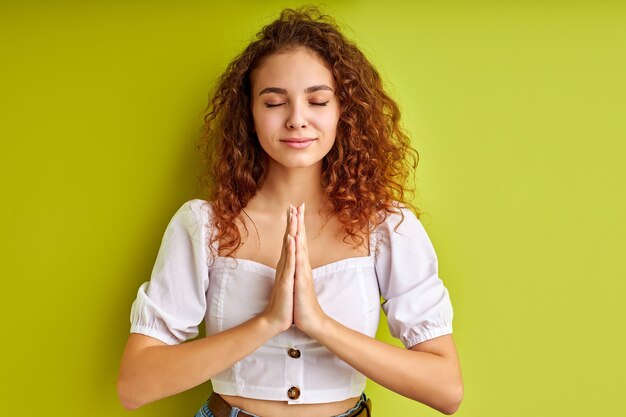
[252,160,325,214]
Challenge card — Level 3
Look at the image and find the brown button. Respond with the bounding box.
[287,386,301,400]
[287,348,301,359]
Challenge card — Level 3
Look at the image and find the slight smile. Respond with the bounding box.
[280,137,317,149]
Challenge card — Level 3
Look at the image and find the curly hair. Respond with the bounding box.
[197,5,421,261]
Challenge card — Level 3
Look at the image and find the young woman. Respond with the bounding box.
[117,6,463,417]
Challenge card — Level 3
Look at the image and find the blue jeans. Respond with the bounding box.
[193,392,370,417]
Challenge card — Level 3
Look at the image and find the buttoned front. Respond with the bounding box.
[287,386,301,400]
[207,251,380,403]
[288,348,301,359]
[129,199,454,404]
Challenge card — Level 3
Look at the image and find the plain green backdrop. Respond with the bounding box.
[1,1,624,416]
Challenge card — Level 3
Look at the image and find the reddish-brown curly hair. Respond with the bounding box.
[197,5,421,261]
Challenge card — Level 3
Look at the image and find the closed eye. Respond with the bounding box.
[264,101,330,108]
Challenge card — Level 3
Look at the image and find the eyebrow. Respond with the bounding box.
[258,85,334,96]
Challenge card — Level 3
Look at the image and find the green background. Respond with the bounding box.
[1,1,624,416]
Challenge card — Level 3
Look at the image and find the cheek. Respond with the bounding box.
[253,111,282,135]
[321,109,341,135]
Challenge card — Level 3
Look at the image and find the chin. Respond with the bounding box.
[285,160,323,169]
[271,156,325,170]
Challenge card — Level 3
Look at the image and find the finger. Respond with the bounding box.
[284,206,297,275]
[294,205,304,267]
[276,207,292,273]
[284,206,292,237]
[295,229,305,275]
[297,206,312,277]
[289,204,297,237]
[297,203,308,257]
[300,202,307,241]
[280,207,291,259]
[284,234,296,278]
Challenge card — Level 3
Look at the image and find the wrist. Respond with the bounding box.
[256,313,288,337]
[302,310,332,340]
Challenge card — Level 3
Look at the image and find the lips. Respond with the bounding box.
[280,137,317,149]
[280,137,317,143]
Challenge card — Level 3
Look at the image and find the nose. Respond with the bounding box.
[286,102,308,129]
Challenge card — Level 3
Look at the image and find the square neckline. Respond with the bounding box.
[200,199,378,275]
[213,229,376,276]
[213,254,375,278]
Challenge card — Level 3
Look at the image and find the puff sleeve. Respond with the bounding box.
[129,199,211,345]
[374,206,454,348]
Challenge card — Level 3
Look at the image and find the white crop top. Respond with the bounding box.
[129,199,454,404]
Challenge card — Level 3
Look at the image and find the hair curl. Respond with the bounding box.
[197,5,421,261]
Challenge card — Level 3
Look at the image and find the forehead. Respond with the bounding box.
[250,47,335,91]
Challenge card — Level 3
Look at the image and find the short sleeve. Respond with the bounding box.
[129,199,212,345]
[374,206,454,348]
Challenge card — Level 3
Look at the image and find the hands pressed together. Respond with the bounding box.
[261,203,328,337]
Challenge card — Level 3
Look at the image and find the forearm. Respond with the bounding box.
[118,315,279,409]
[311,316,462,414]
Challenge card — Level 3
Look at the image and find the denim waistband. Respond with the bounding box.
[194,392,369,417]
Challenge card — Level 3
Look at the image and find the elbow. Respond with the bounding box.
[440,382,464,415]
[409,378,464,415]
[117,375,145,411]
